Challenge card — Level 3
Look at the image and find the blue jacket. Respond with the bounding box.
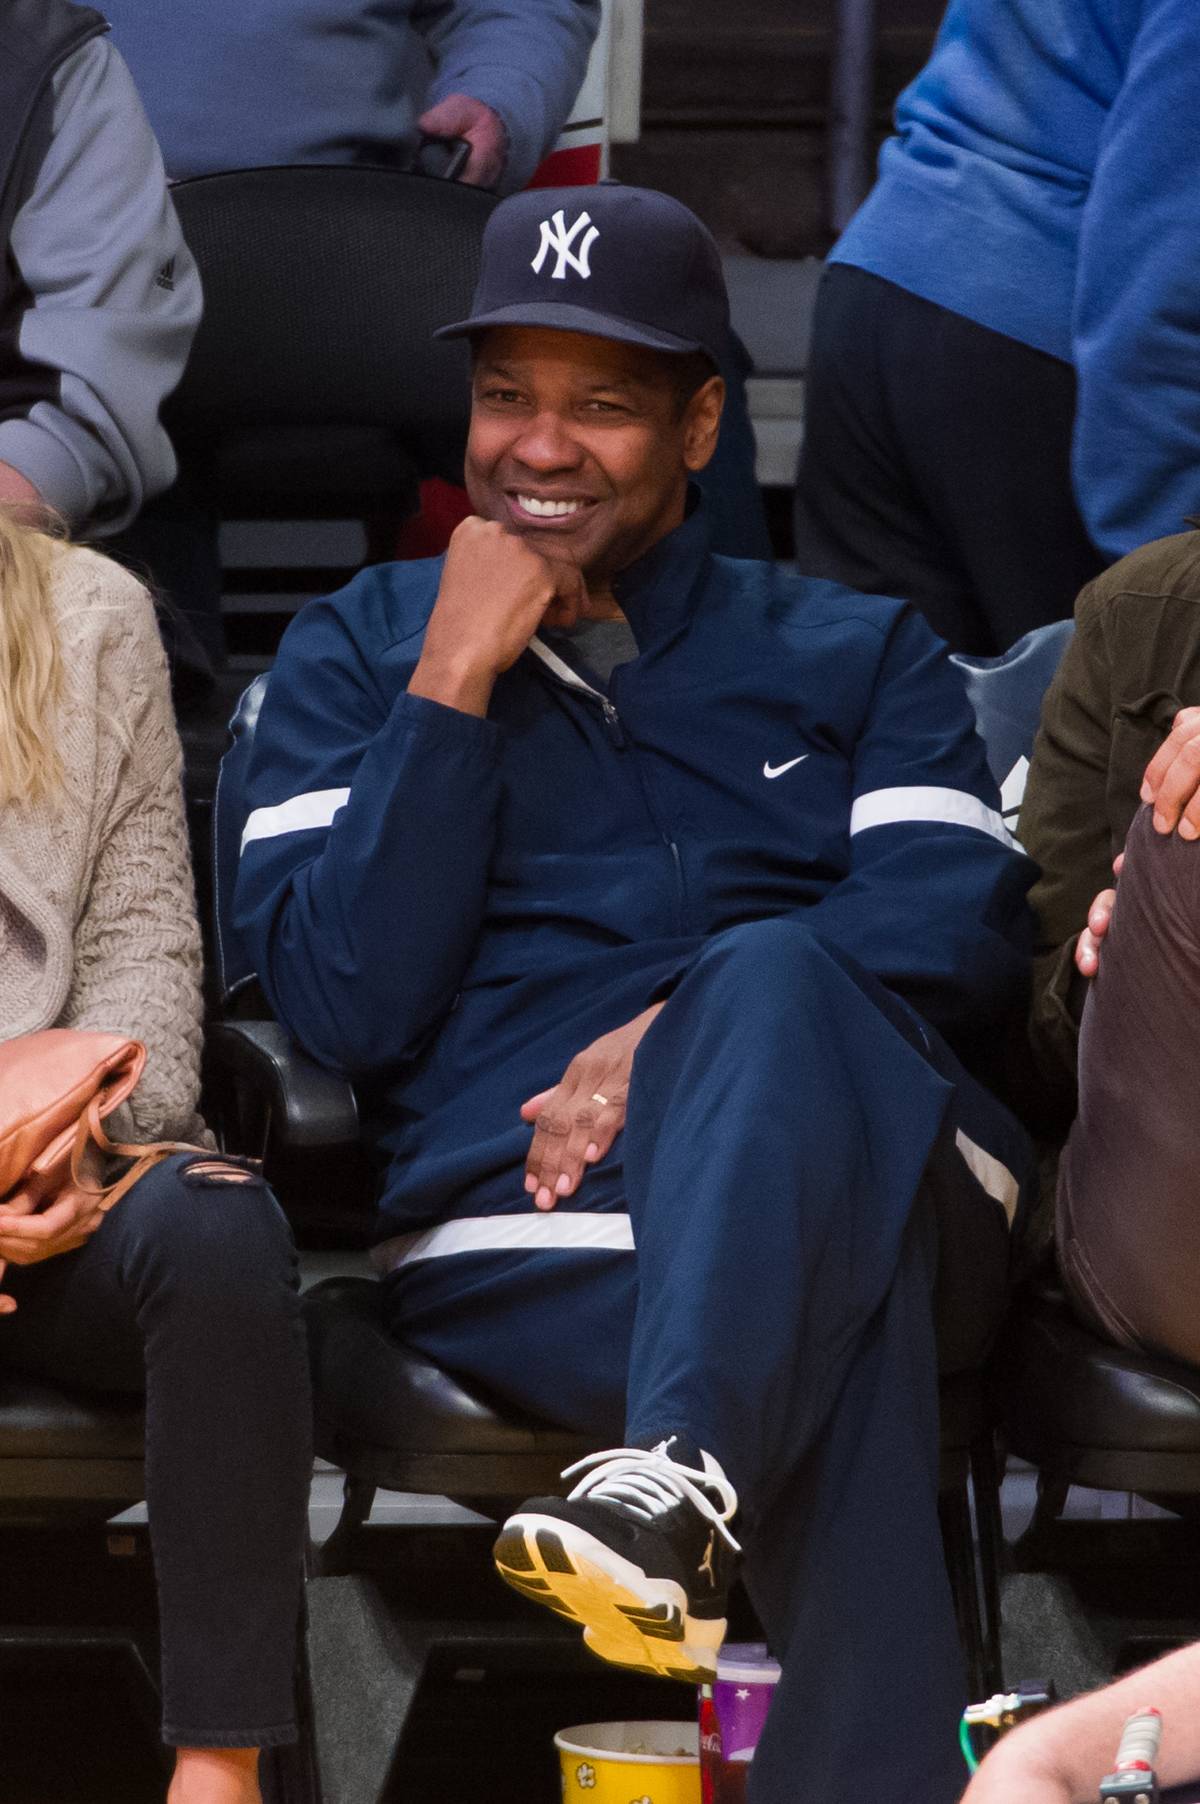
[832,0,1200,562]
[234,510,1035,1231]
[101,0,599,192]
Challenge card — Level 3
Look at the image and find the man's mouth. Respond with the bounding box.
[510,493,593,523]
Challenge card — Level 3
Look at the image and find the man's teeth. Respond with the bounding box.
[518,495,583,518]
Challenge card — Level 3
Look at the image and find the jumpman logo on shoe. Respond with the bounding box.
[697,1529,718,1589]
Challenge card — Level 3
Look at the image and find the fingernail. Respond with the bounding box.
[1141,782,1153,803]
[524,1174,537,1194]
[585,1143,599,1161]
[555,1173,571,1195]
[536,1187,553,1210]
[1154,811,1169,832]
[1183,819,1199,841]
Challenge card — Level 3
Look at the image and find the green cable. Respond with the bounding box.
[960,1716,980,1775]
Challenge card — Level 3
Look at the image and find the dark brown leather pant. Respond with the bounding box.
[1059,804,1200,1364]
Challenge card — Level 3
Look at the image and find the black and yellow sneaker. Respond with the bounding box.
[493,1436,739,1684]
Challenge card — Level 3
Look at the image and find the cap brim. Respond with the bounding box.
[433,301,704,356]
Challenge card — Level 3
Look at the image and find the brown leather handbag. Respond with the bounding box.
[0,1028,193,1220]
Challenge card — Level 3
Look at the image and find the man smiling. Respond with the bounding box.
[235,185,1036,1802]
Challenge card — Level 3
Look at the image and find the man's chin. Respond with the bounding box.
[512,517,605,571]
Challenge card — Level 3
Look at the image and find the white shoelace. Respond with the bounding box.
[561,1440,741,1553]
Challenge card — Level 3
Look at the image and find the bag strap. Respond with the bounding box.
[69,1096,204,1214]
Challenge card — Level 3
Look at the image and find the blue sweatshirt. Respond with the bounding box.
[101,0,600,193]
[832,0,1200,562]
[233,508,1035,1234]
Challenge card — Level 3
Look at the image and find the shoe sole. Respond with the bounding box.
[493,1512,725,1684]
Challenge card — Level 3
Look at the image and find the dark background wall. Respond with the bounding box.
[612,0,949,257]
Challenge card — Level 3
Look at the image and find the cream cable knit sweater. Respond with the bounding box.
[0,545,206,1144]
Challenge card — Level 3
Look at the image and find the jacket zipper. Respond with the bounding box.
[600,696,625,748]
[527,637,687,930]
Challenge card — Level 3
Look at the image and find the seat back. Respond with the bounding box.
[166,166,497,498]
[213,672,270,1003]
[951,618,1075,829]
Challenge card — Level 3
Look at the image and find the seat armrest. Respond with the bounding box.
[205,1019,360,1148]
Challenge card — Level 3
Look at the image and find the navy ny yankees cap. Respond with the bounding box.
[434,183,730,367]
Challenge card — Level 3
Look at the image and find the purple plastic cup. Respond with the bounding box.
[699,1644,781,1801]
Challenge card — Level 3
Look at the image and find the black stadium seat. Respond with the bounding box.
[166,165,496,524]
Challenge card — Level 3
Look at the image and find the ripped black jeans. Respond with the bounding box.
[0,1152,313,1748]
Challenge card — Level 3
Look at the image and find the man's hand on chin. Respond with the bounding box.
[519,1003,665,1210]
[408,515,587,718]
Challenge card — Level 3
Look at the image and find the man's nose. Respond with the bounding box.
[511,411,584,471]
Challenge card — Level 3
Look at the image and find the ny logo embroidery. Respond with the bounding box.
[531,208,599,280]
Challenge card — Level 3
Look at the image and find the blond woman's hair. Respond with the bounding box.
[0,509,64,807]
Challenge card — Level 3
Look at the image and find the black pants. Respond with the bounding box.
[794,264,1107,654]
[0,1153,312,1747]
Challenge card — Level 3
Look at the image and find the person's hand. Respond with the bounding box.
[1142,706,1200,838]
[0,460,50,528]
[0,1183,107,1288]
[0,1187,38,1315]
[409,516,587,716]
[520,1004,665,1210]
[1075,851,1124,977]
[417,94,507,188]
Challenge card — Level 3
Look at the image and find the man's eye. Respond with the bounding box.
[483,387,523,405]
[584,399,624,414]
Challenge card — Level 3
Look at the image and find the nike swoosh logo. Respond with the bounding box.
[763,755,809,780]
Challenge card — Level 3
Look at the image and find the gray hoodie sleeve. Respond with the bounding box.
[412,0,601,193]
[0,37,202,535]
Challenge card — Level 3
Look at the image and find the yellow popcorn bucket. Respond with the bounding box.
[555,1721,700,1803]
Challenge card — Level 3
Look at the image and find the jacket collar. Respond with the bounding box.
[609,490,712,650]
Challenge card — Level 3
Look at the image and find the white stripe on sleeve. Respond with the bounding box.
[849,785,1016,849]
[373,1211,636,1272]
[240,787,351,853]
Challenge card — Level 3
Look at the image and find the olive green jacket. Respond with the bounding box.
[1020,529,1200,1127]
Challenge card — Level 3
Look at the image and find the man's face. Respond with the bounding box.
[465,326,722,587]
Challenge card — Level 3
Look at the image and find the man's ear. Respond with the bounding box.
[682,375,726,473]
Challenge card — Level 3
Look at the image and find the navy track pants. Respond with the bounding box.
[384,920,1031,1803]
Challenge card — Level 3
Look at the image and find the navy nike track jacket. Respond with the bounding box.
[234,508,1036,1231]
